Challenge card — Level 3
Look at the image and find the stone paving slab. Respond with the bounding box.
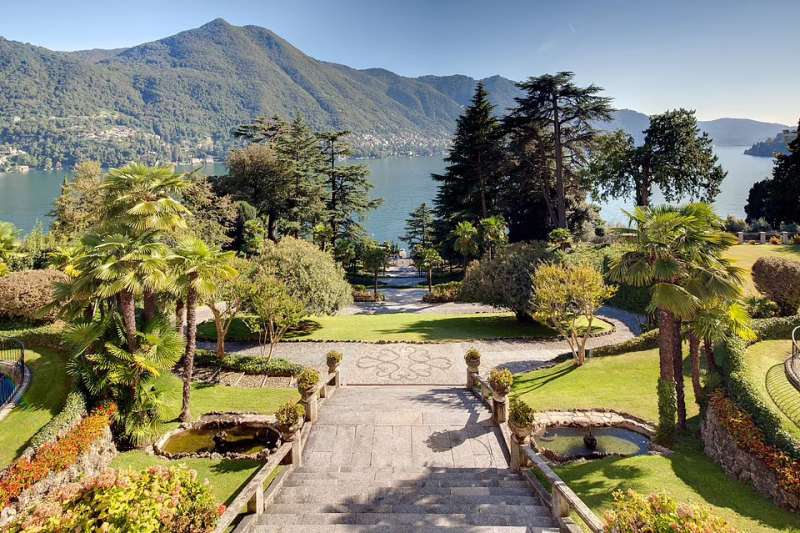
[304,387,508,470]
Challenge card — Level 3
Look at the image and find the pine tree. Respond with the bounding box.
[401,202,435,250]
[505,72,612,228]
[433,82,504,239]
[318,130,381,246]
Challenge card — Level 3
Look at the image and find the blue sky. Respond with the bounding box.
[2,0,798,124]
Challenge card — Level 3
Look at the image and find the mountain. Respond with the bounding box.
[0,18,792,169]
[698,118,790,146]
[745,127,798,157]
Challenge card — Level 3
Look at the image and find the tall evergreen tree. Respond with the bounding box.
[505,72,612,228]
[318,130,381,246]
[590,109,726,207]
[744,118,800,226]
[433,82,504,239]
[401,202,435,250]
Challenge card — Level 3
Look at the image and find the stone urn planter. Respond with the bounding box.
[326,350,343,374]
[464,348,481,373]
[278,421,302,442]
[508,419,532,440]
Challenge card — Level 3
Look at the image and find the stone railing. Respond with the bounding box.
[465,358,604,532]
[216,366,341,533]
[736,230,792,244]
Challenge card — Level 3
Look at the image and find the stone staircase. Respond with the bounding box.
[246,465,559,532]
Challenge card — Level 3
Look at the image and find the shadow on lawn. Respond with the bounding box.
[511,364,578,395]
[373,315,555,341]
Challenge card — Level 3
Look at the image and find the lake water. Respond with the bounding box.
[0,145,773,242]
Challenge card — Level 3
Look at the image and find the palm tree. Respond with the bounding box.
[609,204,740,441]
[173,238,236,422]
[479,216,508,260]
[452,221,479,268]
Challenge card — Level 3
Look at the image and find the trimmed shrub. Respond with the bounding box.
[27,390,87,451]
[194,350,302,376]
[7,466,220,533]
[0,269,67,323]
[275,401,304,429]
[296,368,320,395]
[326,350,342,369]
[751,314,800,339]
[509,396,535,427]
[352,284,385,302]
[769,235,782,245]
[259,237,352,315]
[656,379,677,445]
[592,329,659,357]
[422,281,462,303]
[464,348,481,367]
[744,295,779,319]
[603,489,738,532]
[0,404,116,508]
[752,256,800,315]
[488,367,513,395]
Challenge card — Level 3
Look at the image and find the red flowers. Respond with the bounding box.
[0,404,116,509]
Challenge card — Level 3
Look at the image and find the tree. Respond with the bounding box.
[226,144,292,242]
[479,216,508,260]
[590,110,726,207]
[181,176,237,248]
[173,238,236,422]
[205,258,253,358]
[0,221,21,270]
[318,130,381,245]
[608,204,740,442]
[452,221,479,267]
[361,242,386,299]
[401,202,435,250]
[245,271,305,360]
[417,247,443,293]
[505,72,612,228]
[532,263,616,365]
[50,161,104,239]
[433,82,505,237]
[744,118,800,226]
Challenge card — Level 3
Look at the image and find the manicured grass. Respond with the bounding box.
[111,450,265,505]
[743,340,800,440]
[200,313,612,343]
[0,348,69,468]
[513,348,800,532]
[555,436,800,533]
[153,373,299,433]
[724,244,800,295]
[513,348,698,423]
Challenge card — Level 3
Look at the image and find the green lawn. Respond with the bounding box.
[153,373,299,434]
[513,348,800,532]
[743,340,800,440]
[0,348,69,467]
[111,450,268,505]
[199,313,612,343]
[724,244,800,295]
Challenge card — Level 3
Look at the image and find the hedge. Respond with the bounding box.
[0,321,64,350]
[194,350,303,377]
[592,328,659,357]
[0,270,67,323]
[26,390,87,452]
[752,256,800,315]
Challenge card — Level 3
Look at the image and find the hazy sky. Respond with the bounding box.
[2,0,798,124]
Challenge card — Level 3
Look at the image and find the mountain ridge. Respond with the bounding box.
[0,18,790,169]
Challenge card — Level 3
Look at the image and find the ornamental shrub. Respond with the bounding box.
[794,234,800,245]
[464,347,481,367]
[7,466,220,533]
[296,367,320,394]
[352,284,385,302]
[326,350,343,368]
[194,350,303,376]
[508,396,535,427]
[275,401,304,428]
[752,256,800,315]
[744,295,779,319]
[27,390,87,451]
[488,367,513,395]
[603,489,738,532]
[724,215,748,233]
[769,235,782,245]
[0,269,67,323]
[0,404,115,509]
[422,281,462,303]
[656,378,677,445]
[258,237,352,315]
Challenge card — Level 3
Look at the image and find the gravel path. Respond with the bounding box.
[340,288,500,315]
[208,306,643,385]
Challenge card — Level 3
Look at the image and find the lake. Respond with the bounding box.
[0,145,773,242]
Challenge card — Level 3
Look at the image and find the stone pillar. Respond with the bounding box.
[301,393,319,423]
[510,433,530,472]
[466,366,479,389]
[290,434,303,467]
[332,369,341,388]
[247,485,264,514]
[480,381,491,400]
[551,485,570,519]
[760,231,766,244]
[737,231,744,243]
[782,231,789,244]
[493,394,508,424]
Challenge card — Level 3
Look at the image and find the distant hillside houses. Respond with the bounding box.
[745,128,798,157]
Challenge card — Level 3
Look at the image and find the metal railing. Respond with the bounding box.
[0,338,24,379]
[792,326,800,363]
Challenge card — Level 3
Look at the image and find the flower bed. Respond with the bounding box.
[0,404,116,509]
[603,489,738,532]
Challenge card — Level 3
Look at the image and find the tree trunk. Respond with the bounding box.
[175,299,185,335]
[552,92,566,228]
[118,290,138,353]
[656,308,676,382]
[373,271,378,299]
[672,319,686,430]
[428,268,433,293]
[181,279,198,423]
[689,333,703,404]
[143,290,157,324]
[703,338,718,372]
[215,319,226,358]
[267,211,278,243]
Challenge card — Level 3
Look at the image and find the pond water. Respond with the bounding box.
[536,426,650,458]
[161,424,280,456]
[0,146,773,242]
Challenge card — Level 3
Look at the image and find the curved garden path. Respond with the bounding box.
[217,303,642,385]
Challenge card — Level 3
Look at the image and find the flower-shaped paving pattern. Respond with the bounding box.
[356,345,453,382]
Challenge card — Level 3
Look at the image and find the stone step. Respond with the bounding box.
[283,477,530,489]
[249,525,557,533]
[293,467,514,476]
[257,512,558,528]
[274,491,542,506]
[289,470,523,483]
[275,484,534,502]
[265,503,551,517]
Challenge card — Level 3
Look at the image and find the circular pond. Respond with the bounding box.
[535,425,650,461]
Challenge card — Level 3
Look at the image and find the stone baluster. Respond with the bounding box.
[737,231,744,243]
[760,231,766,244]
[493,393,508,424]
